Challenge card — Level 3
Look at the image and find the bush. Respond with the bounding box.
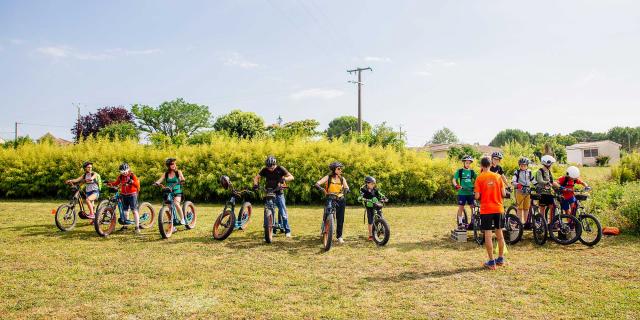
[595,156,610,167]
[612,153,640,183]
[0,137,459,205]
[586,181,640,233]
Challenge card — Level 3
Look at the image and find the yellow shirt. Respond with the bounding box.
[326,176,344,194]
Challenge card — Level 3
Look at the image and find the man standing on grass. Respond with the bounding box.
[474,156,507,270]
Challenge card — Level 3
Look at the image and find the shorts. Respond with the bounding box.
[457,195,475,206]
[122,194,138,212]
[561,197,577,211]
[86,190,99,198]
[515,192,531,211]
[481,213,504,231]
[539,194,554,206]
[366,207,374,224]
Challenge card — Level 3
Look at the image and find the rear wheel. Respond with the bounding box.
[158,206,174,239]
[96,200,109,216]
[578,213,602,246]
[94,205,117,237]
[55,204,77,232]
[183,201,196,230]
[239,202,253,230]
[323,214,334,251]
[532,212,548,245]
[372,216,390,246]
[137,202,155,229]
[264,209,274,243]
[504,213,523,245]
[549,214,582,245]
[472,214,484,245]
[212,210,235,240]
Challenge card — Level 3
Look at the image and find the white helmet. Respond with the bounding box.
[567,166,580,179]
[541,155,556,167]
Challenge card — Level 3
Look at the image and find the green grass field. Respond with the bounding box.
[1,199,639,319]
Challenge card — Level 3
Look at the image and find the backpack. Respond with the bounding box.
[95,173,102,191]
[514,169,532,184]
[534,168,553,186]
[325,175,346,192]
[456,168,476,184]
[560,176,573,188]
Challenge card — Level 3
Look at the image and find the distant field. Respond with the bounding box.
[1,199,639,319]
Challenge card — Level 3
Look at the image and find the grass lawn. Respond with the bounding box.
[1,198,639,320]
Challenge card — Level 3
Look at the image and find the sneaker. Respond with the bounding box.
[86,214,95,220]
[172,227,177,233]
[368,235,373,241]
[484,260,497,270]
[495,257,506,266]
[180,219,186,225]
[285,232,292,238]
[338,237,345,244]
[457,223,466,231]
[135,228,141,235]
[118,218,125,225]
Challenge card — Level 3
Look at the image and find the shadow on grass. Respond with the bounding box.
[364,266,483,282]
[4,222,157,243]
[387,234,481,252]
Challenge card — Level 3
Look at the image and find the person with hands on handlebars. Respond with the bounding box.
[489,152,511,195]
[512,157,535,228]
[253,155,294,237]
[358,176,387,241]
[557,166,591,215]
[107,162,142,234]
[153,158,186,227]
[535,155,560,218]
[453,155,477,231]
[65,161,101,221]
[315,161,350,244]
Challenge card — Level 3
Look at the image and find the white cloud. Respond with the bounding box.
[223,53,259,69]
[364,56,392,62]
[414,59,457,76]
[35,45,161,60]
[290,88,344,100]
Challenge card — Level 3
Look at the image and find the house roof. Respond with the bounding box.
[566,140,622,150]
[38,133,72,146]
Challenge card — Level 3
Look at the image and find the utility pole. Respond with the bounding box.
[347,67,372,134]
[73,103,82,140]
[14,122,20,149]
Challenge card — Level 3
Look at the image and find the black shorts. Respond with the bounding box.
[366,207,374,224]
[539,194,554,206]
[122,194,138,212]
[480,213,504,231]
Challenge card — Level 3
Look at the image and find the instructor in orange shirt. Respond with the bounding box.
[474,156,507,270]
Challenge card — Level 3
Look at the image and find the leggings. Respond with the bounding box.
[334,199,346,239]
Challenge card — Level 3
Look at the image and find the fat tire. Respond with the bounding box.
[578,214,602,247]
[549,214,582,245]
[264,209,274,243]
[212,210,235,240]
[138,202,156,229]
[158,206,173,239]
[372,217,390,246]
[55,204,77,232]
[183,201,197,230]
[94,205,116,237]
[504,213,523,245]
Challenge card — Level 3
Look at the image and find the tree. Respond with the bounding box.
[447,145,482,161]
[554,134,578,147]
[268,119,320,140]
[489,129,531,147]
[429,127,458,145]
[2,136,34,149]
[131,98,211,138]
[326,116,371,140]
[213,109,265,139]
[367,122,406,149]
[97,122,140,142]
[72,106,135,141]
[607,126,640,152]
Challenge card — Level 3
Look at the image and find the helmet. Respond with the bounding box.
[265,155,277,167]
[364,176,376,184]
[518,157,530,165]
[329,161,344,172]
[165,158,176,167]
[219,175,231,189]
[119,162,130,174]
[541,155,556,166]
[567,166,580,179]
[491,152,503,160]
[461,155,474,162]
[82,161,93,169]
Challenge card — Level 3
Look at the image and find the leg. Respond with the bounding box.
[275,194,291,233]
[495,228,505,258]
[86,193,98,216]
[336,201,346,239]
[174,196,184,222]
[133,209,140,229]
[367,208,374,238]
[484,230,494,260]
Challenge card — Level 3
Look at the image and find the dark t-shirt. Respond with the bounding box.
[259,166,290,190]
[490,165,504,175]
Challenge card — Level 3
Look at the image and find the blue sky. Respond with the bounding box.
[1,0,639,146]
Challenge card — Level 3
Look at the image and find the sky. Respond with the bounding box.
[1,0,639,146]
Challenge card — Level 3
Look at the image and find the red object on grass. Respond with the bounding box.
[603,227,620,236]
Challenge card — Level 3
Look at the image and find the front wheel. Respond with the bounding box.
[323,213,334,252]
[372,217,390,246]
[549,214,582,245]
[532,213,548,245]
[55,204,77,232]
[504,213,523,245]
[578,214,602,246]
[239,202,253,230]
[183,201,196,230]
[212,209,235,240]
[94,205,117,237]
[96,199,109,216]
[264,208,274,243]
[472,214,484,245]
[138,202,155,229]
[158,206,174,239]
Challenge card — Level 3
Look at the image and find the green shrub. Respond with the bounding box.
[612,153,640,183]
[586,181,640,232]
[619,182,640,234]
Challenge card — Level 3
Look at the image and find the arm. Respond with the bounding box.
[343,178,350,192]
[500,179,506,198]
[178,170,186,183]
[314,176,328,193]
[107,175,121,187]
[154,173,165,186]
[66,175,83,185]
[253,174,261,186]
[283,173,294,182]
[132,174,140,190]
[474,180,481,200]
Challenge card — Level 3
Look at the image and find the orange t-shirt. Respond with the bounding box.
[474,171,505,214]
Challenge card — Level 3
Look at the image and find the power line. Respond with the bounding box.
[347,67,373,134]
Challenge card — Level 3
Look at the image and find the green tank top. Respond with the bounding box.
[165,172,182,194]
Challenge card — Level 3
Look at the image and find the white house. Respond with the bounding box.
[566,140,622,166]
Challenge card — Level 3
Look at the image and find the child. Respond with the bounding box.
[358,176,387,241]
[65,161,101,221]
[557,166,590,214]
[452,155,476,230]
[535,155,560,217]
[107,162,142,234]
[512,157,534,228]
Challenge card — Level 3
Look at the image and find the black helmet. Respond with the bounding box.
[165,158,176,167]
[329,161,344,172]
[364,176,376,184]
[491,152,503,160]
[518,157,530,165]
[119,162,130,174]
[461,155,474,162]
[219,175,231,189]
[265,155,277,167]
[82,161,93,169]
